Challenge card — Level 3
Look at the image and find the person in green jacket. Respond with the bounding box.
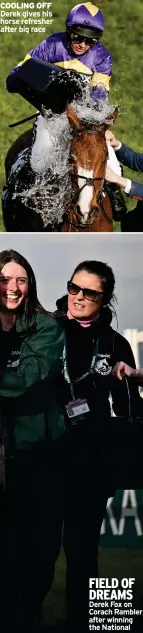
[0,248,65,633]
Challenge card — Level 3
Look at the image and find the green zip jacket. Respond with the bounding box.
[0,311,65,452]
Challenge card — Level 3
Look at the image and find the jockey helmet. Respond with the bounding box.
[66,3,104,43]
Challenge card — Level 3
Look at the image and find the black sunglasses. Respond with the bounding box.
[67,281,103,302]
[70,32,97,46]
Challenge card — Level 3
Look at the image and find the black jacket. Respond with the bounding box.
[54,299,143,490]
[55,298,143,421]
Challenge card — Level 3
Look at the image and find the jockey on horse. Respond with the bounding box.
[6,2,126,221]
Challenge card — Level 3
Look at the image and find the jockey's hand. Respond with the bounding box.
[105,130,120,148]
[113,361,135,380]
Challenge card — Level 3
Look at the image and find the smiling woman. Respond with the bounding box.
[0,248,66,633]
[0,261,28,322]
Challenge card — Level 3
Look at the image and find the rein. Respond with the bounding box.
[67,185,112,229]
[8,113,39,128]
[73,127,105,137]
[70,173,112,227]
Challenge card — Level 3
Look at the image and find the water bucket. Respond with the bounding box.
[11,57,83,113]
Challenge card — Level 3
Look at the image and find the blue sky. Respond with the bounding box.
[0,232,142,334]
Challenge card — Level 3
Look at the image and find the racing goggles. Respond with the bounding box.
[69,31,98,46]
[67,281,103,302]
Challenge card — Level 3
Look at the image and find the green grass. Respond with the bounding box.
[1,0,143,231]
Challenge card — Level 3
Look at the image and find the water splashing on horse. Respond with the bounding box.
[3,89,117,232]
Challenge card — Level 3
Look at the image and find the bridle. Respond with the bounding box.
[67,126,112,228]
[72,172,104,195]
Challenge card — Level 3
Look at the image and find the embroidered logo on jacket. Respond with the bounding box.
[95,357,112,376]
[7,350,20,368]
[7,358,20,368]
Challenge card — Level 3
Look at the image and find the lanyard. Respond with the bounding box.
[62,339,99,400]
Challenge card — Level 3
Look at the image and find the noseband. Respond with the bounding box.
[73,172,103,195]
[69,126,112,228]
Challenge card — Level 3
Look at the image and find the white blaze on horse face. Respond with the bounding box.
[77,167,93,221]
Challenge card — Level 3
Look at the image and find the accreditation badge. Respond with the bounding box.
[65,398,90,421]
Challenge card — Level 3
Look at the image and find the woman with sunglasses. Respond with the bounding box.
[7,3,112,102]
[55,259,143,633]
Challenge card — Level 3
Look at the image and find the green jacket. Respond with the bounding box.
[0,311,65,452]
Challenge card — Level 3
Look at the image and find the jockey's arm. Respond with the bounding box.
[90,53,112,101]
[6,37,52,92]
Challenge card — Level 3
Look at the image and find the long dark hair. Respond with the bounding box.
[0,249,46,324]
[56,259,117,322]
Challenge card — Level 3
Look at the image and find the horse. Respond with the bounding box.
[62,104,118,232]
[3,101,118,232]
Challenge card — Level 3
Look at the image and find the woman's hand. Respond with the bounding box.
[113,361,135,380]
[105,130,121,148]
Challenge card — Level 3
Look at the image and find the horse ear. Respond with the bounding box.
[112,106,118,124]
[66,104,82,129]
[105,106,118,127]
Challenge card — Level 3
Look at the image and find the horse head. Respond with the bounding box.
[66,103,118,227]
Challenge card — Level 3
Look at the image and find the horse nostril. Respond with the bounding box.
[76,204,81,214]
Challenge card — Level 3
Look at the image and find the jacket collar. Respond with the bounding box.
[15,312,36,334]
